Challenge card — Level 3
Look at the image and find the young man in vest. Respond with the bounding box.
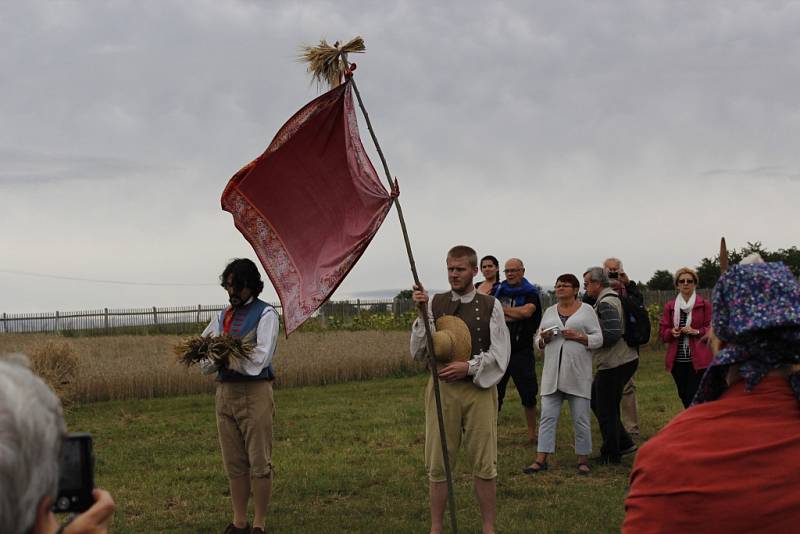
[201,258,279,534]
[410,245,511,534]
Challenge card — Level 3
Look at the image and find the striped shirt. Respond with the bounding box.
[676,310,692,362]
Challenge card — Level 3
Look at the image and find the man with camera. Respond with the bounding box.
[603,257,644,438]
[200,258,280,534]
[0,354,115,534]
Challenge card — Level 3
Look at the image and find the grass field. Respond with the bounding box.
[62,345,682,533]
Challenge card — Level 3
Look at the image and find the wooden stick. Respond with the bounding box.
[344,54,459,534]
[720,237,729,273]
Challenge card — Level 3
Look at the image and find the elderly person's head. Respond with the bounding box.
[0,355,66,534]
[555,273,581,302]
[694,262,800,404]
[583,267,609,299]
[674,267,699,299]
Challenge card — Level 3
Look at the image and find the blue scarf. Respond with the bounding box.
[494,278,539,307]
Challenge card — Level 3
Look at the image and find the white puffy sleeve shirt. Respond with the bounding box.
[199,300,280,376]
[410,290,510,388]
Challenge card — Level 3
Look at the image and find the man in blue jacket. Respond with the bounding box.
[495,258,542,443]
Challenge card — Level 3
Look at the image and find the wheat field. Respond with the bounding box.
[0,331,420,403]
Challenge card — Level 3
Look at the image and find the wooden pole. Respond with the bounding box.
[343,54,459,534]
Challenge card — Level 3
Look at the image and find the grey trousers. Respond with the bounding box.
[537,391,592,455]
[621,376,640,435]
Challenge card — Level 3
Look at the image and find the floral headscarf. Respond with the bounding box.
[693,262,800,405]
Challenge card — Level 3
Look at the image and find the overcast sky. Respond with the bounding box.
[2,1,799,313]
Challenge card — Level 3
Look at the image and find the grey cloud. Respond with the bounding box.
[0,147,167,187]
[702,166,800,180]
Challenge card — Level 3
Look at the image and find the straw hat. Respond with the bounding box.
[432,316,472,363]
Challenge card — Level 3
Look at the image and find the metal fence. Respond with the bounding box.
[0,290,710,335]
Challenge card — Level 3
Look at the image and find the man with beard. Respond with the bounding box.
[201,258,279,534]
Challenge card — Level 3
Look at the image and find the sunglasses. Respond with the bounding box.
[677,279,696,285]
[504,268,522,274]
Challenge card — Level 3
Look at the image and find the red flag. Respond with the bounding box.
[221,81,394,335]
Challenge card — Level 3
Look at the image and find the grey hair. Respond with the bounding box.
[0,355,65,534]
[584,266,610,287]
[603,257,623,270]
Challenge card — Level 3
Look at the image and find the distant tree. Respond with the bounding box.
[696,241,800,287]
[775,246,800,277]
[394,289,413,300]
[647,270,675,290]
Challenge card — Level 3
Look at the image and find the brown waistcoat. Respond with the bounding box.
[431,292,494,355]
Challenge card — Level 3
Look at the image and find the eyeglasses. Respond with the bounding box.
[504,268,522,274]
[677,279,695,285]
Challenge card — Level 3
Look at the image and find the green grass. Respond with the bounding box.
[65,347,682,533]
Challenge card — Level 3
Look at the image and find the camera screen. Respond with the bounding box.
[58,438,86,491]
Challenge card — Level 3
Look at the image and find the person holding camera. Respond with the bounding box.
[524,274,602,475]
[0,354,115,534]
[603,258,644,437]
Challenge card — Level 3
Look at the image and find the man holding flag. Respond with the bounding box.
[411,245,510,534]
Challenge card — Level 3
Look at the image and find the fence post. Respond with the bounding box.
[55,311,60,334]
[153,306,158,325]
[2,312,6,333]
[197,304,201,323]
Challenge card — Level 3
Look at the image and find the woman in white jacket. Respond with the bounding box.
[523,274,603,475]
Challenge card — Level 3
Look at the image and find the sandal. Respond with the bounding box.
[522,461,548,474]
[577,462,591,476]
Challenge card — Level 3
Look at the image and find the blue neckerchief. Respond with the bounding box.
[494,278,539,307]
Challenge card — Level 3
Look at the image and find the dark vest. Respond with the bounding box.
[216,298,276,382]
[431,292,494,355]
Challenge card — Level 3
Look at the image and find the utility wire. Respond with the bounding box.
[0,269,217,287]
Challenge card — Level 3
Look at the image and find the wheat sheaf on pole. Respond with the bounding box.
[299,36,366,89]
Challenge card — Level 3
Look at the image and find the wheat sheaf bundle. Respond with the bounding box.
[174,334,253,368]
[299,36,365,89]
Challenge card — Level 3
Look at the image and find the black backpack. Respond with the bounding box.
[599,293,651,348]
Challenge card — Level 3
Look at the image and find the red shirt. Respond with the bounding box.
[624,376,800,533]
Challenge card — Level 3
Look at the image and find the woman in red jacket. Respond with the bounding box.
[659,267,713,407]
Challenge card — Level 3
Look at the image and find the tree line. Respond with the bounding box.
[645,242,800,290]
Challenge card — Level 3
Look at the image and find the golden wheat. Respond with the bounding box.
[0,331,418,403]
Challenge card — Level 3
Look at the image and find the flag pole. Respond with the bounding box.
[344,55,459,534]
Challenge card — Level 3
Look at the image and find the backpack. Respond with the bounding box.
[599,293,651,348]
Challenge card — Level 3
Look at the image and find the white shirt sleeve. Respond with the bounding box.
[469,299,511,388]
[583,303,604,350]
[236,307,280,376]
[410,300,435,362]
[199,311,222,375]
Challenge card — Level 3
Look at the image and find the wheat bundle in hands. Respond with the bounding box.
[174,334,254,368]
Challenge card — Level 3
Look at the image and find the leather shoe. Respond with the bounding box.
[223,523,251,534]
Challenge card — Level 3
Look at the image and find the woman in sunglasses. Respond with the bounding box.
[658,267,713,407]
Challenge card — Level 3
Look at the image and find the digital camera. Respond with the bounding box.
[55,433,95,513]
